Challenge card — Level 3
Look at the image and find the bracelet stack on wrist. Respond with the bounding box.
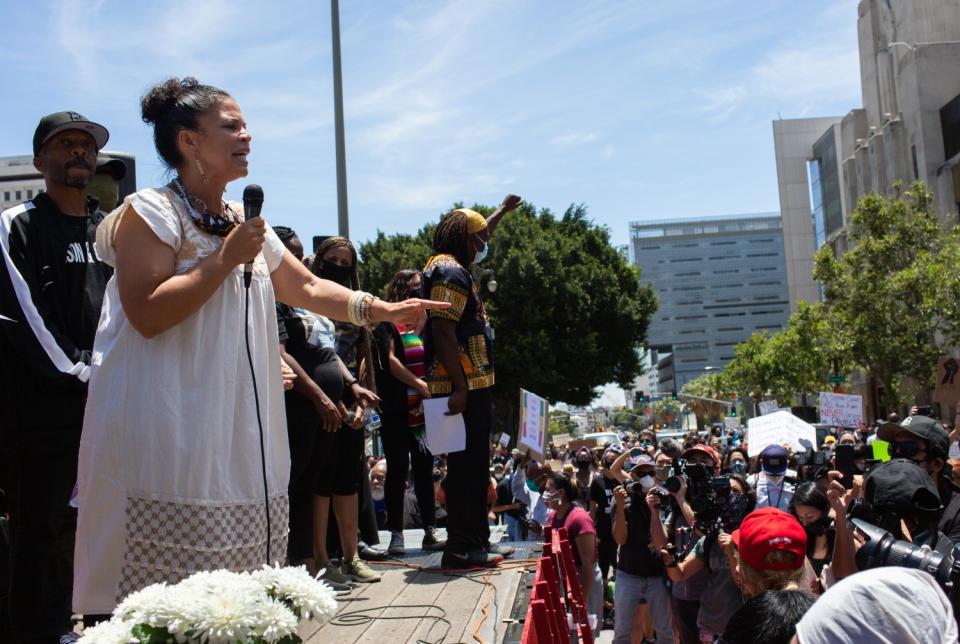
[347,291,377,327]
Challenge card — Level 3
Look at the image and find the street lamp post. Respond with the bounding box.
[330,0,349,238]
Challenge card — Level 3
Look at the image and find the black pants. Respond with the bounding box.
[380,416,436,533]
[5,429,79,643]
[597,531,617,581]
[443,388,492,553]
[286,406,326,561]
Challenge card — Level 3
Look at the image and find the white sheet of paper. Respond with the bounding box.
[423,397,466,455]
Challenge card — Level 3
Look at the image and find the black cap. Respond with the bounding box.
[877,414,949,459]
[96,155,126,180]
[863,458,942,522]
[33,111,109,155]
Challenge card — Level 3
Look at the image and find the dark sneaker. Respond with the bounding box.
[388,531,406,556]
[441,548,504,569]
[358,543,388,561]
[421,526,446,551]
[486,542,516,558]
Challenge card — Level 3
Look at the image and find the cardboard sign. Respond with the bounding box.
[758,399,780,416]
[747,411,817,457]
[819,392,863,428]
[499,433,510,448]
[519,389,549,461]
[552,433,572,446]
[566,438,597,455]
[724,416,741,431]
[935,356,960,408]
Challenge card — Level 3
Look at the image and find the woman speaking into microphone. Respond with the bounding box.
[72,77,447,618]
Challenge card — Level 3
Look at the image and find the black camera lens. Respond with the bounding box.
[664,475,683,493]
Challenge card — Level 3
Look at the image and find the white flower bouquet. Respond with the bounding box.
[80,565,339,644]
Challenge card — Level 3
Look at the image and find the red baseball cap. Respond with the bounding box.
[683,444,720,468]
[731,507,806,571]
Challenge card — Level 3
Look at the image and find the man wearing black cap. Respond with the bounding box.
[877,413,960,544]
[0,111,112,643]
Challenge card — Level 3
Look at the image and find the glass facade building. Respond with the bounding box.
[630,213,791,391]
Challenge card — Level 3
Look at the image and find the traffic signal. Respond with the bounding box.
[730,409,737,417]
[671,392,678,401]
[636,390,646,403]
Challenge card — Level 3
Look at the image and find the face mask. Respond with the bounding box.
[543,490,561,505]
[319,261,353,286]
[472,238,489,265]
[494,473,504,481]
[725,493,750,527]
[655,465,671,481]
[577,459,591,468]
[763,471,784,483]
[526,479,541,493]
[639,475,655,490]
[370,486,384,502]
[730,461,746,475]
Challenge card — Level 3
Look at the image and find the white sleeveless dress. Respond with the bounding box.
[73,187,290,614]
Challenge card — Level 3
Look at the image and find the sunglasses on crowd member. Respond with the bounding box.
[889,440,924,460]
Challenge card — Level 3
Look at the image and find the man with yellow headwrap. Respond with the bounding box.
[422,193,522,569]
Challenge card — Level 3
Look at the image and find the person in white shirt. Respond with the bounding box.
[749,445,796,512]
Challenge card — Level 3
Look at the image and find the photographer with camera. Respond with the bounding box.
[609,451,673,644]
[656,473,754,641]
[877,413,960,544]
[648,444,720,644]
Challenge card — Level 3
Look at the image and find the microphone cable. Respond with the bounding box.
[243,279,272,566]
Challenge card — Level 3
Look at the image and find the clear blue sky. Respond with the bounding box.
[2,0,862,253]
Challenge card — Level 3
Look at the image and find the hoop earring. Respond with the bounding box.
[195,158,210,185]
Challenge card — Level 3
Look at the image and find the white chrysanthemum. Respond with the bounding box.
[253,564,338,622]
[113,582,200,635]
[252,598,299,642]
[190,584,267,643]
[78,619,136,644]
[179,569,264,596]
[112,583,172,620]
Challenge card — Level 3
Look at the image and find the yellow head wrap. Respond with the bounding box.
[454,208,488,234]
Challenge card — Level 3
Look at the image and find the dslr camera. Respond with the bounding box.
[664,459,733,532]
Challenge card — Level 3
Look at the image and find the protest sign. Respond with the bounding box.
[935,356,960,408]
[566,438,597,454]
[499,433,510,448]
[724,416,741,431]
[819,392,863,428]
[747,411,817,457]
[758,399,779,416]
[552,433,572,446]
[519,389,548,461]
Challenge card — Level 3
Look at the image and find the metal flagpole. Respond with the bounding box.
[331,0,349,238]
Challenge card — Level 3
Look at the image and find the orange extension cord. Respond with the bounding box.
[374,558,539,644]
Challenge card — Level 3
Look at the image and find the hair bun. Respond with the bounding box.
[140,77,201,124]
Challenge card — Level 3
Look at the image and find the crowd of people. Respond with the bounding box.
[478,414,960,643]
[1,74,959,644]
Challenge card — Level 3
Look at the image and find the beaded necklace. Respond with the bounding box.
[170,177,239,238]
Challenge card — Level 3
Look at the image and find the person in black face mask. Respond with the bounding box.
[790,482,835,583]
[574,446,596,505]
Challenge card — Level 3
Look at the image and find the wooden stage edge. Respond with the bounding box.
[301,530,541,644]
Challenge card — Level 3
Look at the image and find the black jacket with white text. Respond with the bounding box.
[0,192,112,435]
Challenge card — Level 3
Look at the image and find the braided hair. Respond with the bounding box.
[272,225,296,244]
[311,237,375,393]
[433,210,472,266]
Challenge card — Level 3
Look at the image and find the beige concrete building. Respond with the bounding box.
[773,0,960,312]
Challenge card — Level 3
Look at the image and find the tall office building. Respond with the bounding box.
[630,213,791,391]
[774,0,960,311]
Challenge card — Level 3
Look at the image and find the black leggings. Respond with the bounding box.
[380,415,436,533]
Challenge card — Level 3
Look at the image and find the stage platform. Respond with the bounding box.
[299,528,542,644]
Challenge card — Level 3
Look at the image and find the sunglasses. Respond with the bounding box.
[889,440,923,460]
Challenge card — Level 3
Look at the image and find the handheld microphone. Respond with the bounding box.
[242,184,264,289]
